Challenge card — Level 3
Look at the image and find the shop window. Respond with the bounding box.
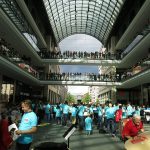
[1,78,14,102]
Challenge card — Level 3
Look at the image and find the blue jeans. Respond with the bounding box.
[62,114,68,126]
[106,118,115,134]
[45,113,50,122]
[97,116,102,129]
[79,116,84,130]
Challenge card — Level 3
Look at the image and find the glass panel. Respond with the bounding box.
[42,0,125,42]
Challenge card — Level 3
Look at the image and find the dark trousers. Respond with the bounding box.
[16,142,31,150]
[97,116,102,129]
[106,118,115,134]
[79,116,84,130]
[62,114,68,126]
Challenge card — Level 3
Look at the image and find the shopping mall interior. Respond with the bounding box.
[0,0,149,107]
[0,0,150,150]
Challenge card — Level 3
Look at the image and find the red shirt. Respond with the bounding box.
[0,119,13,150]
[122,119,143,138]
[115,109,122,122]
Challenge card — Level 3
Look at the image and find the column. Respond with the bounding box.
[143,86,149,105]
[43,86,48,101]
[49,89,51,102]
[50,90,52,103]
[140,85,144,105]
[12,80,16,104]
[0,74,3,113]
[110,36,117,52]
[45,35,52,51]
[51,91,54,104]
[0,74,2,101]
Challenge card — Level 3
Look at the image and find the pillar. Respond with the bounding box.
[45,35,52,51]
[110,36,117,53]
[140,85,144,105]
[12,80,16,104]
[0,74,2,101]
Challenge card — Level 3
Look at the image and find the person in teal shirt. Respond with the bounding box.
[71,104,77,125]
[16,100,37,150]
[133,106,140,116]
[78,103,85,131]
[45,103,51,122]
[97,104,103,130]
[127,103,133,117]
[55,105,61,124]
[85,113,93,135]
[62,101,69,126]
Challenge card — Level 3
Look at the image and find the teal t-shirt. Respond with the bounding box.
[127,105,133,116]
[56,109,61,117]
[78,105,85,117]
[17,111,37,144]
[45,104,51,114]
[85,117,92,131]
[71,107,77,117]
[63,104,69,114]
[105,107,115,119]
[97,106,102,116]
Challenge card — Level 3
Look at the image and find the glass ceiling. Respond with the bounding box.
[43,0,125,44]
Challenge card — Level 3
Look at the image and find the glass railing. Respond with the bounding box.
[121,25,150,58]
[121,35,143,57]
[39,72,121,82]
[1,0,119,61]
[39,66,149,82]
[0,0,40,52]
[38,50,120,60]
[0,43,39,78]
[121,66,150,81]
[1,0,149,63]
[0,47,149,83]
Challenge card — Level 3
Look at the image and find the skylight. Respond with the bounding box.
[43,0,125,44]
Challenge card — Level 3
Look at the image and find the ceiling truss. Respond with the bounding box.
[43,0,125,44]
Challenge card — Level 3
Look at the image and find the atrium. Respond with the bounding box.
[0,0,150,150]
[0,0,149,106]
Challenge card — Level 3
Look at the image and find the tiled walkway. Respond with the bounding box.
[31,122,125,150]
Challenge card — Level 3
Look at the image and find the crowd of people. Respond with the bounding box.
[38,50,121,60]
[1,38,149,85]
[41,72,119,82]
[0,38,39,78]
[1,100,150,150]
[40,68,148,82]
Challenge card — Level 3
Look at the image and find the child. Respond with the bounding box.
[55,105,61,125]
[71,104,77,125]
[85,113,93,135]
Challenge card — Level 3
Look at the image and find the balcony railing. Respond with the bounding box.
[0,0,40,52]
[121,24,150,58]
[0,42,39,78]
[39,73,119,82]
[38,50,120,60]
[121,66,150,82]
[121,35,143,57]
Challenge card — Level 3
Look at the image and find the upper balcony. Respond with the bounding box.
[0,0,45,65]
[0,0,149,69]
[0,45,149,88]
[0,0,47,48]
[115,0,150,50]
